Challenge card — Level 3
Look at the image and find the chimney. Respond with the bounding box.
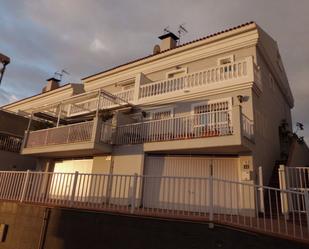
[158,32,179,52]
[42,77,60,93]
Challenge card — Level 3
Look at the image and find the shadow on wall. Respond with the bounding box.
[0,150,36,171]
[287,138,309,167]
[43,208,308,249]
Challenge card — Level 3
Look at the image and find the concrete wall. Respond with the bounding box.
[253,47,293,185]
[0,201,307,249]
[92,155,112,174]
[287,139,309,167]
[112,145,144,175]
[0,150,36,171]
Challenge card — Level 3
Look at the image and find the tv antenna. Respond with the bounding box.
[54,69,70,81]
[163,26,171,34]
[177,24,188,44]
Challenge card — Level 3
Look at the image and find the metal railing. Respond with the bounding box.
[68,89,134,116]
[242,114,254,141]
[0,170,308,242]
[0,132,23,153]
[285,167,309,191]
[100,123,113,143]
[25,121,94,148]
[115,110,233,144]
[139,58,250,99]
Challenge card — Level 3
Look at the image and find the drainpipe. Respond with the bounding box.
[37,208,51,249]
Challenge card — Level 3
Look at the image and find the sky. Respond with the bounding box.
[0,0,308,143]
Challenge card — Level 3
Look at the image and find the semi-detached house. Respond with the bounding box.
[1,22,295,221]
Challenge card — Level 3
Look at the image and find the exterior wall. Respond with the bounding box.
[0,150,36,171]
[0,110,30,137]
[92,155,112,174]
[137,88,253,120]
[253,49,293,185]
[112,145,144,175]
[286,140,309,167]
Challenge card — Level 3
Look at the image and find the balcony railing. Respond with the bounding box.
[0,171,308,243]
[65,57,258,117]
[139,58,250,99]
[68,89,134,116]
[242,114,254,141]
[25,121,95,148]
[0,132,23,153]
[115,110,233,144]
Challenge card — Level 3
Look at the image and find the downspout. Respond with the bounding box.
[37,207,51,249]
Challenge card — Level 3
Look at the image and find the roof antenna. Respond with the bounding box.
[177,23,188,45]
[163,26,171,34]
[54,69,70,81]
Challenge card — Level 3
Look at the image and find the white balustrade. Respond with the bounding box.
[65,57,258,117]
[115,110,233,144]
[139,58,250,99]
[26,121,94,148]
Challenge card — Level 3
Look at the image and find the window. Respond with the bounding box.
[191,98,232,129]
[150,107,173,120]
[166,67,187,79]
[122,83,134,91]
[217,55,234,66]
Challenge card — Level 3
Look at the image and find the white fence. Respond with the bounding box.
[279,165,309,214]
[0,170,308,242]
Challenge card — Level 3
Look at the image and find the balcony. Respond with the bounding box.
[0,132,23,153]
[21,119,113,157]
[68,89,134,117]
[115,106,254,153]
[138,56,261,103]
[67,56,261,117]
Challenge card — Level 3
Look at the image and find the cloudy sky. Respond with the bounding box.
[0,0,308,142]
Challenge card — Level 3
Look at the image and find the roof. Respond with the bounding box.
[0,83,82,108]
[82,21,255,81]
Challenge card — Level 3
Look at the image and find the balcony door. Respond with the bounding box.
[191,98,232,136]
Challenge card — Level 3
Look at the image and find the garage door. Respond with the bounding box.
[50,159,93,199]
[53,159,93,174]
[143,156,240,213]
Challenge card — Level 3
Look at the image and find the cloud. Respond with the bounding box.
[90,38,107,52]
[0,88,17,106]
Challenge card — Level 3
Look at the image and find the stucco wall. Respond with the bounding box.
[112,144,144,175]
[0,150,36,171]
[287,140,309,167]
[253,49,293,185]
